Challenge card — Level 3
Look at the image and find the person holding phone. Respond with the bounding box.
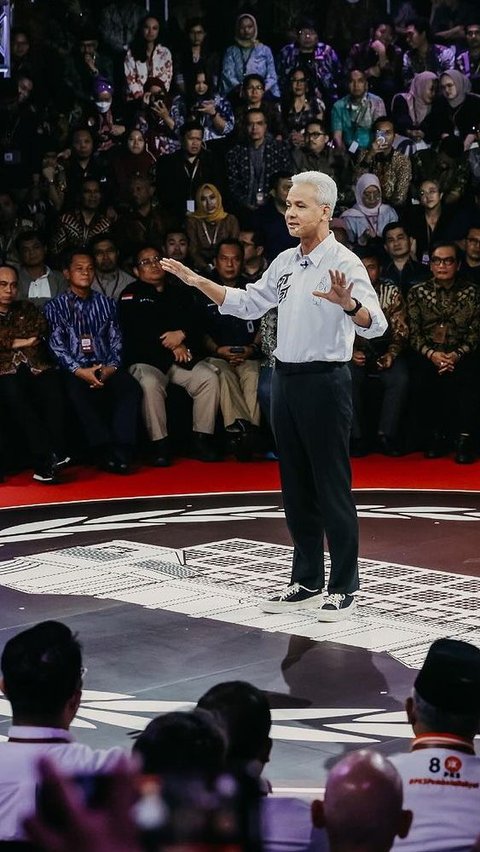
[354,117,412,207]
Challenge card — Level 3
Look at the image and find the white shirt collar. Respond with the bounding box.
[293,231,335,267]
[8,725,74,741]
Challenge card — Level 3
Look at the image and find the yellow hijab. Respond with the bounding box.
[190,183,228,223]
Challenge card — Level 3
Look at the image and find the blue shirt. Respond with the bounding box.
[44,289,122,372]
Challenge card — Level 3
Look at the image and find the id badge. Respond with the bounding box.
[432,323,447,345]
[348,140,359,154]
[80,334,94,353]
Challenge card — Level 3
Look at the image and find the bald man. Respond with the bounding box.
[312,749,412,852]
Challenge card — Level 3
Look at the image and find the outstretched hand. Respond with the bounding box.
[160,258,201,287]
[313,270,355,311]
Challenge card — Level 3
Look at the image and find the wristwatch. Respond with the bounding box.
[343,297,362,316]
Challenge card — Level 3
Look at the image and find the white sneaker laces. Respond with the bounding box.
[324,593,345,608]
[279,583,300,600]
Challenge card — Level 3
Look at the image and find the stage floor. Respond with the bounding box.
[0,484,479,790]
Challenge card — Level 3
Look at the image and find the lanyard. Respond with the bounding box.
[94,271,120,298]
[201,221,219,246]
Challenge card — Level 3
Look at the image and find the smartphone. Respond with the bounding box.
[375,130,386,146]
[135,771,263,851]
[230,346,245,353]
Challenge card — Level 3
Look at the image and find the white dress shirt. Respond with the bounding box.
[219,232,387,363]
[0,725,124,840]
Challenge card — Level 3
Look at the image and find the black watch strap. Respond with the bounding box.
[343,297,362,316]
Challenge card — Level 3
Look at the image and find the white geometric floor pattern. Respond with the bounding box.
[0,537,478,668]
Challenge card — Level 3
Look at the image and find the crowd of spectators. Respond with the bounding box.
[0,619,479,851]
[3,0,480,481]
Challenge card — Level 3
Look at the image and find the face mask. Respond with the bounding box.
[95,101,111,113]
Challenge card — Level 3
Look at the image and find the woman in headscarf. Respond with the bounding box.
[83,78,126,155]
[391,71,437,145]
[429,70,480,147]
[186,183,239,271]
[220,14,279,100]
[110,127,156,203]
[340,173,398,246]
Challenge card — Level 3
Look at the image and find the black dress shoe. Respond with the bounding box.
[150,438,171,467]
[350,438,368,458]
[378,434,403,457]
[191,432,221,462]
[424,433,448,459]
[455,434,476,464]
[104,457,131,475]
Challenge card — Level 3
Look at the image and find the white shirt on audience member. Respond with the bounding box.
[391,741,480,852]
[0,725,123,840]
[261,796,328,852]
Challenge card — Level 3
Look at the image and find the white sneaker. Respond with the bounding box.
[261,583,322,614]
[318,593,356,622]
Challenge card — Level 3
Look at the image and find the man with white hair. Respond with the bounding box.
[161,172,387,621]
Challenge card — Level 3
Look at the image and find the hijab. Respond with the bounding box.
[352,173,382,217]
[440,70,471,109]
[404,71,437,125]
[235,14,259,49]
[190,183,228,222]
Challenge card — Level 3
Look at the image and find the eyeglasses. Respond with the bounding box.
[138,255,161,267]
[292,77,307,83]
[246,84,264,91]
[305,131,326,138]
[430,256,456,266]
[467,29,480,36]
[419,189,439,197]
[467,236,480,245]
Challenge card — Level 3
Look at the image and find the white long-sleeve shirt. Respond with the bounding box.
[219,232,387,363]
[0,726,124,840]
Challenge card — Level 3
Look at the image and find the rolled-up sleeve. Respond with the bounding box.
[218,261,280,320]
[345,259,388,340]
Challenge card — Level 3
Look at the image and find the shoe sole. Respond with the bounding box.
[260,595,323,614]
[317,600,357,622]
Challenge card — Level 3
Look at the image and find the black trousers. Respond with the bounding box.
[64,369,142,451]
[350,357,409,441]
[412,353,479,438]
[271,362,359,594]
[0,366,66,465]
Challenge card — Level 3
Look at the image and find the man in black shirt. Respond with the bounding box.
[458,225,480,285]
[118,245,220,465]
[382,222,426,298]
[155,122,226,222]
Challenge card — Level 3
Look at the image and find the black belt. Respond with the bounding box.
[274,358,346,374]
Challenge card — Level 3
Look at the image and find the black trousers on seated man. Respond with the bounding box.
[413,353,479,439]
[0,366,67,467]
[64,369,142,457]
[272,361,359,594]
